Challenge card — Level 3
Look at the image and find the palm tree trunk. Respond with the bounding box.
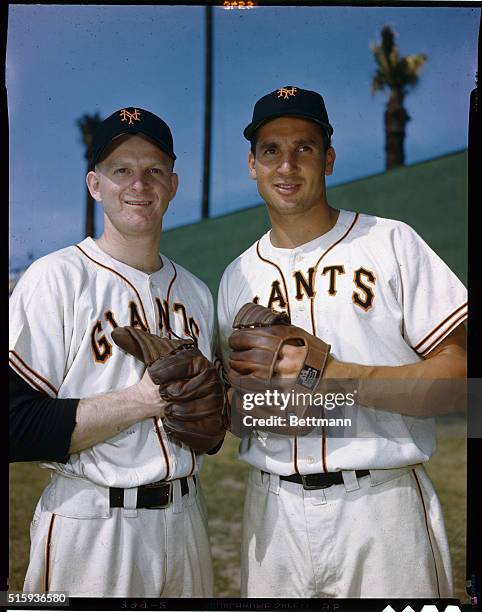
[384,90,409,169]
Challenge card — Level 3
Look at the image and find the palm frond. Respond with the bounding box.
[370,26,427,97]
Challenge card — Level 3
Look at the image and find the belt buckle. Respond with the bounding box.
[301,474,331,490]
[144,481,172,509]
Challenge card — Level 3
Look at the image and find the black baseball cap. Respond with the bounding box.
[243,86,334,141]
[91,107,176,166]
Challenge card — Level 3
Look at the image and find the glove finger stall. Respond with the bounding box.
[232,303,290,328]
[148,350,208,386]
[162,368,222,401]
[229,328,286,351]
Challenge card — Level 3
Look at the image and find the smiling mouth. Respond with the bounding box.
[125,200,152,207]
[274,183,300,194]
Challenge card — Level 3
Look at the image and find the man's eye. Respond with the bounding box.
[264,148,277,155]
[113,168,129,174]
[147,168,163,175]
[298,145,312,152]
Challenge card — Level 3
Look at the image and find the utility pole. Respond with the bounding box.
[201,6,213,219]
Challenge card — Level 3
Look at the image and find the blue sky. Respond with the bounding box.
[7,5,479,270]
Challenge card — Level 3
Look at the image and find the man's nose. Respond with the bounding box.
[277,152,297,173]
[130,171,148,190]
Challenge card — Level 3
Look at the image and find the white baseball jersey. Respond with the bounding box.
[9,236,215,487]
[218,209,467,474]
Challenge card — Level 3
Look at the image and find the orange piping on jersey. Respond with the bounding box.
[308,212,359,472]
[255,241,291,321]
[76,245,151,332]
[414,302,467,352]
[152,417,171,480]
[9,351,58,396]
[412,469,441,597]
[164,260,178,340]
[419,312,468,357]
[188,449,196,476]
[321,411,328,473]
[9,357,51,396]
[293,437,300,474]
[44,513,56,592]
[310,212,360,337]
[256,241,296,472]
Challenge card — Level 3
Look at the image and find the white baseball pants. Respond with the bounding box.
[241,465,452,598]
[24,475,213,597]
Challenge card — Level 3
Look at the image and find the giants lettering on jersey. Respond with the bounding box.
[90,300,200,363]
[258,265,376,311]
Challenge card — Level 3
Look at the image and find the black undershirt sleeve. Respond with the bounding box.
[9,367,78,463]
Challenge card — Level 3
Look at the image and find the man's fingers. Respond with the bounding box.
[274,344,307,378]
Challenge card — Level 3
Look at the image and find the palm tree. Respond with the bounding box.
[371,25,427,169]
[77,113,103,237]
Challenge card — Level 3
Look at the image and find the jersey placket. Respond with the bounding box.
[146,274,161,335]
[289,247,325,474]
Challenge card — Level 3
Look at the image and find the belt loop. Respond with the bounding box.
[268,473,280,495]
[342,470,360,492]
[122,487,138,518]
[308,487,327,506]
[187,475,196,497]
[172,479,183,514]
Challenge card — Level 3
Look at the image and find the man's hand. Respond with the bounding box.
[69,372,168,454]
[112,326,226,453]
[132,370,166,418]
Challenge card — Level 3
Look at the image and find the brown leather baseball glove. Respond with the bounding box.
[112,326,226,453]
[227,303,332,436]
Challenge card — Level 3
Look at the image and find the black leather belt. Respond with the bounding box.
[266,470,370,490]
[109,476,195,509]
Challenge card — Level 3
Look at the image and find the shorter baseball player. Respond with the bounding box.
[9,107,225,597]
[218,86,467,598]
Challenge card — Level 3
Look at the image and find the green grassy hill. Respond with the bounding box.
[161,150,467,296]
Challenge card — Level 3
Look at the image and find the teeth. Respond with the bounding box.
[126,200,150,205]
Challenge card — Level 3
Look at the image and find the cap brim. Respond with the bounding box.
[243,111,333,141]
[93,128,176,166]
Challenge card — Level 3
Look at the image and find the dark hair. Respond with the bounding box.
[250,122,332,157]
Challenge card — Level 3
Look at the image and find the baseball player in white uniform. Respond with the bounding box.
[217,86,467,598]
[9,107,218,597]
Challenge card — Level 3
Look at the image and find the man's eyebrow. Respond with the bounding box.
[103,157,170,167]
[293,138,319,146]
[257,140,279,149]
[257,138,320,148]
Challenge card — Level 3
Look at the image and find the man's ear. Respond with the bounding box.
[86,170,102,202]
[248,151,257,180]
[324,147,336,176]
[169,172,179,200]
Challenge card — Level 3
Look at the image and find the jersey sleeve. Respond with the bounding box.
[9,366,78,463]
[216,264,235,369]
[394,223,467,356]
[205,285,216,360]
[9,257,76,396]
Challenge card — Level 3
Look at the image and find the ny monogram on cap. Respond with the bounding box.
[119,108,141,125]
[277,87,298,99]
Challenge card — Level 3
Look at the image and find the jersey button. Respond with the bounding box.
[306,456,315,464]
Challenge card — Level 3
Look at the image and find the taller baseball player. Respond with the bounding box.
[217,86,467,598]
[9,107,225,597]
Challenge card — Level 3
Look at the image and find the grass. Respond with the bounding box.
[9,420,467,601]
